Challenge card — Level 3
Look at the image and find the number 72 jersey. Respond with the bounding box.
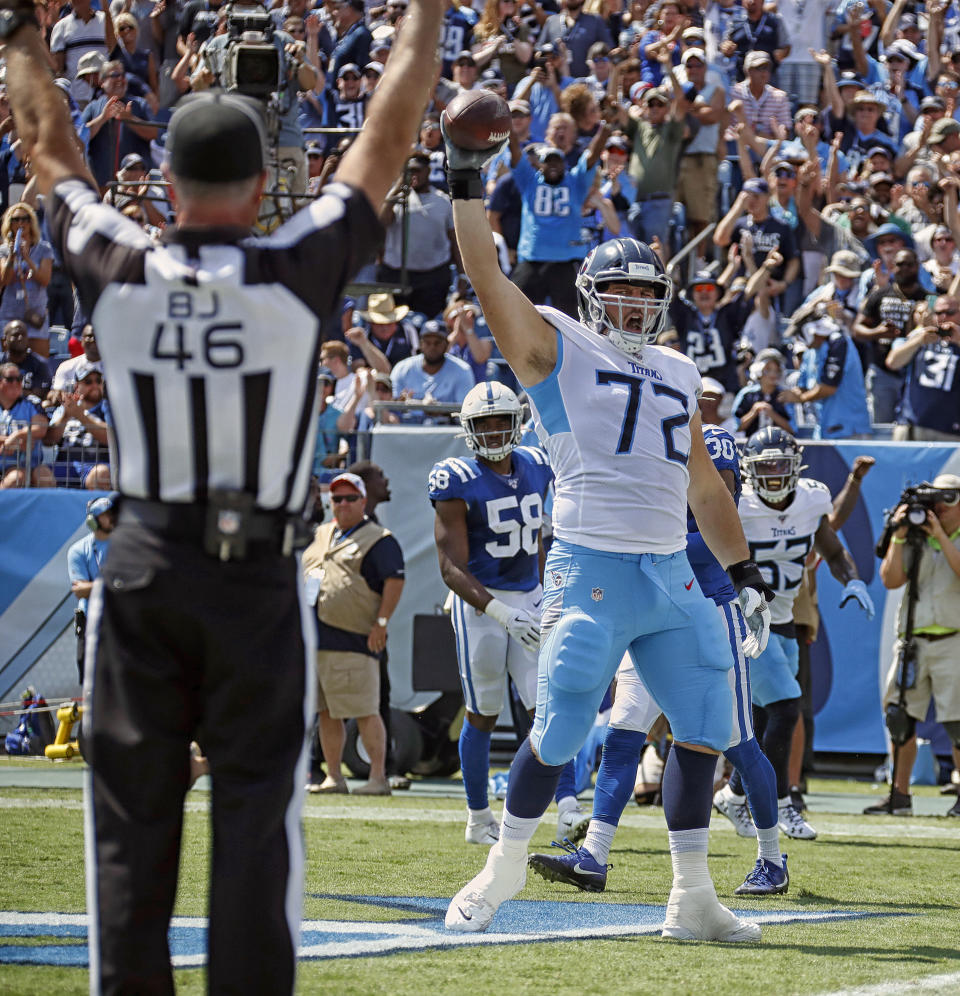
[738,478,832,626]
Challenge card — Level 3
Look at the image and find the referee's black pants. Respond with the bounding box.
[510,259,580,319]
[83,523,314,995]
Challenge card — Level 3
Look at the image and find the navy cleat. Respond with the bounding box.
[528,838,609,893]
[734,854,789,896]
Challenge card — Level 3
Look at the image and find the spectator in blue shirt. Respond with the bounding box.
[442,298,493,383]
[314,367,345,478]
[782,316,873,439]
[536,0,612,78]
[0,362,52,487]
[508,121,610,316]
[390,320,475,418]
[330,0,372,78]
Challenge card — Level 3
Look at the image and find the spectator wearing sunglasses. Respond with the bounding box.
[0,362,53,488]
[886,294,960,441]
[44,362,111,489]
[302,471,405,796]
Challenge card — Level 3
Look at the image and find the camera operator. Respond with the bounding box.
[865,474,960,818]
[886,294,960,441]
[193,4,318,197]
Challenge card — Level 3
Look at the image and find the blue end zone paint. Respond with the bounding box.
[0,903,907,967]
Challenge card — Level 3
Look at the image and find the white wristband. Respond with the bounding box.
[484,597,512,629]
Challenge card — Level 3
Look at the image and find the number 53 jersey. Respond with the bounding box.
[524,308,703,555]
[428,446,553,592]
[738,478,832,626]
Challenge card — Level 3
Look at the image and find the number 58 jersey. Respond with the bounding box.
[738,478,832,626]
[429,446,553,592]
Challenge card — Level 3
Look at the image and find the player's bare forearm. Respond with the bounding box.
[435,508,493,612]
[815,519,858,585]
[452,197,555,385]
[335,0,443,211]
[4,26,93,194]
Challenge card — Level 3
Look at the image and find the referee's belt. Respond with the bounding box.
[635,192,672,202]
[119,498,310,559]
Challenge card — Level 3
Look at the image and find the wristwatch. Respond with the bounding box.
[376,616,389,628]
[0,3,39,39]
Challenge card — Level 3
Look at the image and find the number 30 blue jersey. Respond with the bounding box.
[429,447,554,592]
[685,424,741,605]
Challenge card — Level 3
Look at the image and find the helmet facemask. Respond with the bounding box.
[461,411,523,461]
[577,254,672,356]
[743,451,804,503]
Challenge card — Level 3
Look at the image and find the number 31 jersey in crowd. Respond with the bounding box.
[428,446,553,592]
[738,478,832,626]
[525,307,702,555]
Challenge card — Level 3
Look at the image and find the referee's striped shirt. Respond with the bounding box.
[48,178,382,513]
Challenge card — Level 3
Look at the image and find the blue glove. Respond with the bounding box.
[440,117,508,172]
[840,579,875,620]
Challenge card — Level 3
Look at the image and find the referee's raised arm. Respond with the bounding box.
[334,0,444,213]
[2,3,95,195]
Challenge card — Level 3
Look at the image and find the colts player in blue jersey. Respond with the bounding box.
[529,418,789,897]
[442,116,776,942]
[431,382,591,846]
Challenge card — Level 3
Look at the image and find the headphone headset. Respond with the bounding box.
[86,494,117,532]
[85,504,101,533]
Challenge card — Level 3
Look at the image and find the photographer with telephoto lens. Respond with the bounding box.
[866,474,960,817]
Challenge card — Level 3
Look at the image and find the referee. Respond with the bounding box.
[2,0,442,991]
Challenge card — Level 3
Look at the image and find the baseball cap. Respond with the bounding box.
[837,70,865,89]
[337,62,361,79]
[866,145,892,159]
[743,51,772,70]
[825,250,862,278]
[932,473,960,491]
[419,319,447,338]
[742,178,769,195]
[509,98,531,115]
[688,269,719,290]
[77,51,105,77]
[363,61,384,76]
[774,161,797,176]
[885,38,920,63]
[480,67,504,82]
[454,50,476,65]
[167,93,267,183]
[699,376,725,398]
[605,135,629,152]
[869,171,894,185]
[642,86,669,105]
[317,365,336,385]
[87,492,119,518]
[330,472,367,497]
[305,141,324,158]
[899,12,918,28]
[928,118,960,144]
[920,95,946,113]
[119,152,146,172]
[681,47,705,65]
[538,145,565,162]
[629,81,652,102]
[852,89,881,106]
[76,361,102,381]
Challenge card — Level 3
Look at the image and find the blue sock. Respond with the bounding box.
[725,736,778,830]
[661,744,716,831]
[458,721,491,812]
[554,758,577,804]
[592,727,646,827]
[505,737,563,819]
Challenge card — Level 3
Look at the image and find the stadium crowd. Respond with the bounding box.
[1,0,960,488]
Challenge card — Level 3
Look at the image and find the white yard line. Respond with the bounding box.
[815,971,960,996]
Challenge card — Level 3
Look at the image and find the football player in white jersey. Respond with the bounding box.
[441,123,776,942]
[430,382,590,846]
[718,427,875,842]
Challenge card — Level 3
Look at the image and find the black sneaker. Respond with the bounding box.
[789,785,806,811]
[863,790,912,816]
[947,797,960,818]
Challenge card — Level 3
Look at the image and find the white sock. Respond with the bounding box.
[499,808,540,856]
[721,784,746,804]
[557,794,580,817]
[668,828,711,889]
[756,826,782,866]
[468,806,494,826]
[583,820,616,864]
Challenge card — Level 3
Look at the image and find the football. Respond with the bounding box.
[441,90,512,152]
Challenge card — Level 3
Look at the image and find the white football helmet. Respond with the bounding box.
[457,381,524,461]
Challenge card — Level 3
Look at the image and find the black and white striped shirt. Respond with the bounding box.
[49,178,381,513]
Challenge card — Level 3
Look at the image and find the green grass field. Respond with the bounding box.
[1,769,959,995]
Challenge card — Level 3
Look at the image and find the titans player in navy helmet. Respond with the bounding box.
[432,382,590,845]
[529,418,789,897]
